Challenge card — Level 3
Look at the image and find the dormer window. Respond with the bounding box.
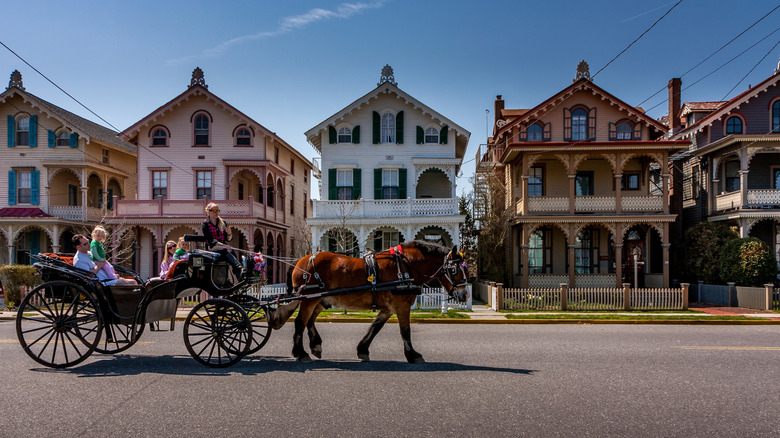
[424,128,439,144]
[726,116,743,134]
[338,127,352,143]
[16,117,29,146]
[194,114,210,146]
[571,108,587,141]
[381,113,395,144]
[616,122,633,140]
[152,128,168,146]
[56,131,70,146]
[236,127,251,146]
[527,123,543,141]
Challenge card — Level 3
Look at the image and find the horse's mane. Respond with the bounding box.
[401,240,449,259]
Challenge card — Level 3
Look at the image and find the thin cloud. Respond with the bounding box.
[622,1,676,22]
[169,2,385,64]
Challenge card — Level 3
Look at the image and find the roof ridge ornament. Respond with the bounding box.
[190,67,207,89]
[378,64,397,86]
[8,70,24,91]
[574,60,591,82]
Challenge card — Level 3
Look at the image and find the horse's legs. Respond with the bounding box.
[307,304,324,359]
[356,309,392,362]
[396,301,424,364]
[292,299,318,362]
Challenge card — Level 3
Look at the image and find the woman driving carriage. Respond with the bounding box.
[202,202,244,278]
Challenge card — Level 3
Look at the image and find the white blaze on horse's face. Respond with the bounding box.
[442,249,469,302]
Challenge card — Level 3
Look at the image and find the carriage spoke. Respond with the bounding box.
[50,331,60,364]
[25,301,56,320]
[62,330,83,359]
[27,326,56,347]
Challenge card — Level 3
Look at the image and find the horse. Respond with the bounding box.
[267,240,469,363]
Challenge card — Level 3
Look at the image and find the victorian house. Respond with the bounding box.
[0,70,137,265]
[305,66,470,254]
[671,61,780,258]
[112,68,313,281]
[477,62,689,289]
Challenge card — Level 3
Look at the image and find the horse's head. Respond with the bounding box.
[438,245,469,302]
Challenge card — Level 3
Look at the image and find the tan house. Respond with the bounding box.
[477,62,689,288]
[112,68,313,281]
[0,70,137,264]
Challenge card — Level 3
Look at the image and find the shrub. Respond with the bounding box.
[683,222,738,283]
[0,265,41,307]
[718,237,778,286]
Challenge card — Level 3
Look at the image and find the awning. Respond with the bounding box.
[0,208,52,218]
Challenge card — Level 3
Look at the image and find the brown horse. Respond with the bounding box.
[268,240,469,363]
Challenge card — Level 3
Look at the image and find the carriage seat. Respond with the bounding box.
[41,252,74,265]
[144,259,187,289]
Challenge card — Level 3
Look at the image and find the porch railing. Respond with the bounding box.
[521,195,664,214]
[49,205,105,222]
[312,198,458,219]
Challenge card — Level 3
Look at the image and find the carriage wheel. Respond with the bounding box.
[183,298,252,367]
[228,294,272,355]
[94,322,144,355]
[16,281,102,368]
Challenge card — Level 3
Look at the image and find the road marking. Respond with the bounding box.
[677,346,780,351]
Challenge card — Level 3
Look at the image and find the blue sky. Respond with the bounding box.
[2,0,779,198]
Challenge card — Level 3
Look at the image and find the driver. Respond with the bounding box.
[202,202,244,278]
[71,234,137,286]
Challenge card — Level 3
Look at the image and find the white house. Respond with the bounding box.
[305,66,470,255]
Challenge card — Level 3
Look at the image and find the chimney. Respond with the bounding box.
[494,95,504,126]
[668,78,681,132]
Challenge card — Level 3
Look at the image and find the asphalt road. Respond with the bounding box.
[1,320,779,437]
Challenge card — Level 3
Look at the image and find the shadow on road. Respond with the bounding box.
[29,354,536,377]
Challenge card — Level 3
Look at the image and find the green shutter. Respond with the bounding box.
[29,115,37,147]
[374,169,382,200]
[399,168,407,199]
[328,126,337,144]
[395,111,404,144]
[440,126,449,144]
[7,116,15,147]
[70,132,78,148]
[416,126,424,144]
[352,126,360,144]
[372,111,380,144]
[328,169,337,200]
[352,169,361,199]
[48,130,55,147]
[8,170,16,205]
[31,170,40,205]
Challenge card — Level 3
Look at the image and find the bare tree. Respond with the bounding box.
[79,215,137,268]
[288,215,313,259]
[323,198,361,256]
[472,168,513,283]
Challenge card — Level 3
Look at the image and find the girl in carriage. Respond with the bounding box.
[90,226,118,280]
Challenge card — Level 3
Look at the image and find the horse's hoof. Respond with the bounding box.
[358,353,370,362]
[407,356,425,364]
[311,346,322,359]
[298,354,313,363]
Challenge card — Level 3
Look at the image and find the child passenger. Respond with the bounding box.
[90,226,118,280]
[173,237,189,261]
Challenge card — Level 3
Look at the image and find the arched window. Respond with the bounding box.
[616,122,633,140]
[425,128,439,144]
[194,114,209,146]
[527,124,543,141]
[571,108,587,141]
[16,117,30,146]
[726,116,743,134]
[338,127,352,143]
[381,113,395,144]
[56,131,70,146]
[772,100,780,133]
[152,128,168,146]
[236,127,251,146]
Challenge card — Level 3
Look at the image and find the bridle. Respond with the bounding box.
[439,255,468,295]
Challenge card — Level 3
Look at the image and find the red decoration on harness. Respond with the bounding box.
[389,247,396,255]
[396,245,403,254]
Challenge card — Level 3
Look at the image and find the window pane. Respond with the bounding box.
[571,109,587,140]
[425,128,438,144]
[616,122,632,140]
[57,131,70,146]
[528,167,543,197]
[527,124,543,141]
[338,127,351,143]
[337,170,353,186]
[381,113,395,143]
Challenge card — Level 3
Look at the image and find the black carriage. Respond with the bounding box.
[15,235,273,368]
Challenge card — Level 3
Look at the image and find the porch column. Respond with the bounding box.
[101,176,108,212]
[521,225,529,288]
[569,174,576,214]
[739,218,749,238]
[520,176,528,215]
[568,244,576,288]
[614,244,623,288]
[662,244,671,288]
[662,173,670,214]
[134,226,142,275]
[311,226,319,251]
[81,187,88,221]
[739,170,749,208]
[615,174,623,214]
[710,178,720,215]
[7,245,14,264]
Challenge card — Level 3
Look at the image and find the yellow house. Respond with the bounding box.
[0,70,137,264]
[477,62,689,288]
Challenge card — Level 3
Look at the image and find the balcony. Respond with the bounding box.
[516,195,664,214]
[114,198,283,222]
[715,189,780,211]
[313,198,459,219]
[49,205,105,222]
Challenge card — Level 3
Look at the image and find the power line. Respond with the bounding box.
[591,0,684,80]
[719,38,780,101]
